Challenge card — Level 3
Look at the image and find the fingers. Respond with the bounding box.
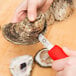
[63,47,76,56]
[52,47,76,75]
[54,60,76,76]
[27,0,37,22]
[12,0,53,23]
[52,56,76,72]
[12,0,38,22]
[12,10,26,23]
[52,47,76,71]
[52,58,67,71]
[12,0,28,23]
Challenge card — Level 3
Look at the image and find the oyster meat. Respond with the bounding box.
[35,48,53,67]
[10,55,33,76]
[2,13,46,45]
[52,0,73,21]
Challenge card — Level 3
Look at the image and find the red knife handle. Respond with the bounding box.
[48,45,69,60]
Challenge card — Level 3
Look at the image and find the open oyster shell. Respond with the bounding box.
[10,55,33,76]
[35,48,53,67]
[52,0,73,21]
[2,13,46,45]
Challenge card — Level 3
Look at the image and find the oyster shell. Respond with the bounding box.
[2,0,73,45]
[52,0,73,21]
[10,55,33,76]
[35,48,53,67]
[2,13,46,45]
[44,7,55,25]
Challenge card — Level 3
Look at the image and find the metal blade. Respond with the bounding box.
[38,34,53,50]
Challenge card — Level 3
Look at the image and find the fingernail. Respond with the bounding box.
[29,15,35,22]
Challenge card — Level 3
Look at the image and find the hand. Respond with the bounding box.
[52,47,76,76]
[12,0,53,23]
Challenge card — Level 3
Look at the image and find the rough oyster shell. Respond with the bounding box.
[52,0,73,21]
[10,55,33,76]
[35,48,53,67]
[44,7,55,25]
[2,0,73,45]
[2,13,46,45]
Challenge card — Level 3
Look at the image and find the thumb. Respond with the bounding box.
[28,0,37,22]
[52,58,67,71]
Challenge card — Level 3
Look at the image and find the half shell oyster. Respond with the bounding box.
[35,48,53,67]
[10,55,33,76]
[2,13,46,45]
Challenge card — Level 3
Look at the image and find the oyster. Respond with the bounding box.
[2,13,46,45]
[2,0,73,45]
[35,48,53,67]
[44,7,55,25]
[10,55,33,76]
[52,0,73,21]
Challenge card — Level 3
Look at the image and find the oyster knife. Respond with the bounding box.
[38,34,69,60]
